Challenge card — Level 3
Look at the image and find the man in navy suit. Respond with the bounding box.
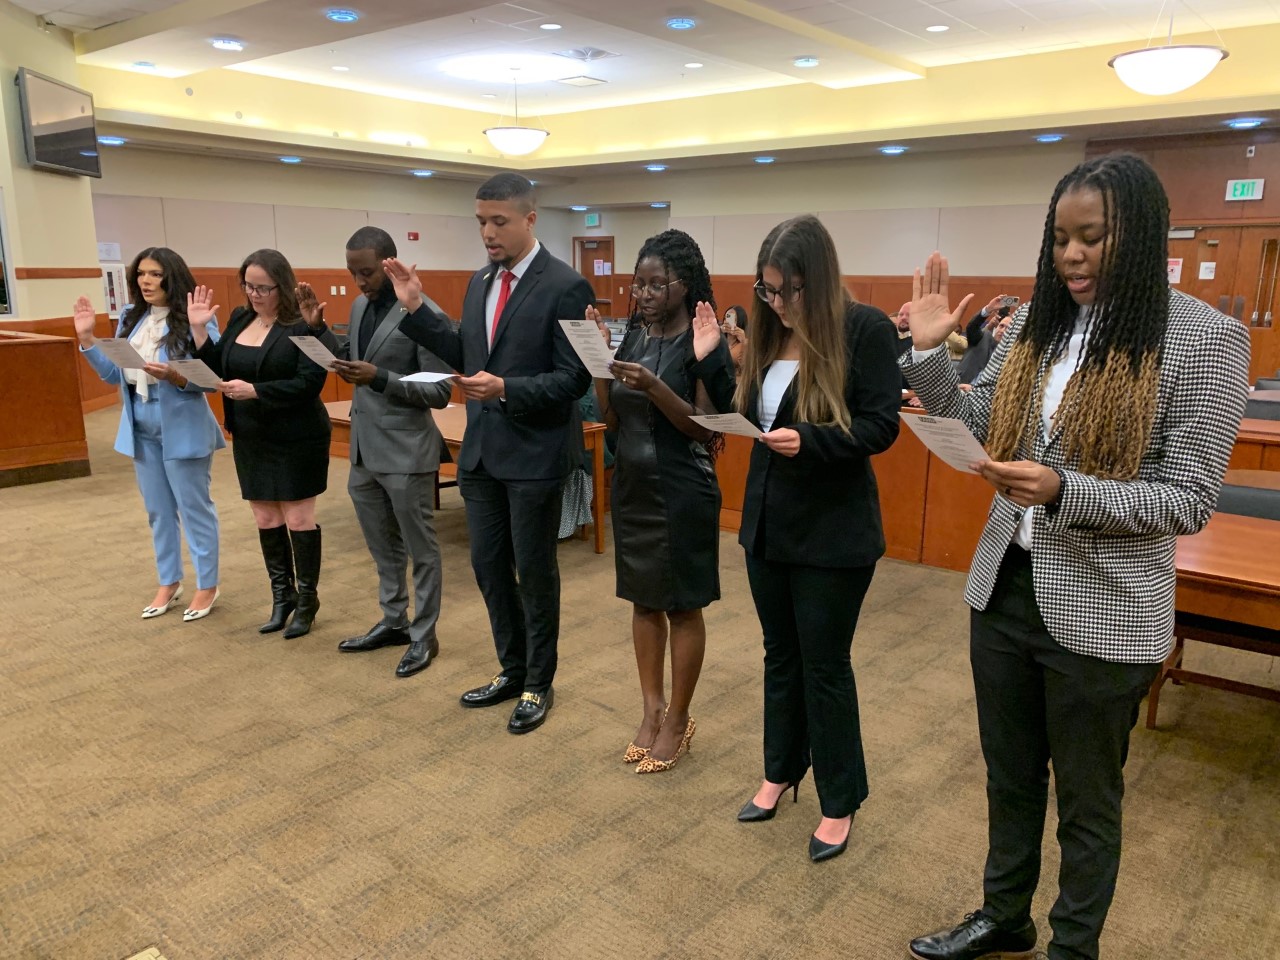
[389,172,593,734]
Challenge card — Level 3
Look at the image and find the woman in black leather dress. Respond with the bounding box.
[590,229,735,774]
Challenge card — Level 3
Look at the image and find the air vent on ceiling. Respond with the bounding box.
[555,47,619,62]
[558,75,607,86]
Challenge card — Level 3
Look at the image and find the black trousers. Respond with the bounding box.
[459,466,564,693]
[745,553,876,818]
[973,546,1159,960]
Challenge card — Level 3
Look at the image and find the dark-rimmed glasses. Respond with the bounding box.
[754,280,804,305]
[242,281,279,297]
[630,278,682,298]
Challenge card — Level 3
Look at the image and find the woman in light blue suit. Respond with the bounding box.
[73,247,224,621]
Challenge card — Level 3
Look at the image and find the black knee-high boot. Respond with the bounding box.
[284,526,321,639]
[258,525,296,634]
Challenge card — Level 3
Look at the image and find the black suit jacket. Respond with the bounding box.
[739,302,902,568]
[399,244,594,480]
[196,306,337,442]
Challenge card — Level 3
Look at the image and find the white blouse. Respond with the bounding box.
[124,305,170,401]
[758,360,799,433]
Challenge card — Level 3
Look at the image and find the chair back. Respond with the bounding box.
[1216,483,1280,521]
[1255,378,1280,391]
[1244,398,1280,421]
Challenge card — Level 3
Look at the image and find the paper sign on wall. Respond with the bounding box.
[1199,261,1217,280]
[593,259,605,276]
[97,241,121,262]
[1167,258,1183,284]
[603,262,612,275]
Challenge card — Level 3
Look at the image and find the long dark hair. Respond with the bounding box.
[118,247,198,357]
[239,248,301,323]
[986,152,1168,479]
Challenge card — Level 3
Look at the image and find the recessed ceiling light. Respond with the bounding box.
[97,136,126,146]
[925,25,949,33]
[482,93,497,98]
[645,164,667,172]
[879,145,908,155]
[132,61,156,69]
[651,202,669,208]
[793,56,819,68]
[529,180,538,185]
[685,62,703,69]
[666,17,696,30]
[1225,117,1264,129]
[410,169,434,177]
[332,65,350,72]
[279,156,303,164]
[1035,133,1065,143]
[754,156,776,164]
[211,38,244,51]
[80,150,98,157]
[540,22,562,30]
[571,205,589,211]
[325,8,360,22]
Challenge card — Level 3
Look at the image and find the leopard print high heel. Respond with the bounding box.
[635,717,695,774]
[623,706,667,763]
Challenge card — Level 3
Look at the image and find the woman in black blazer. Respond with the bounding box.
[733,215,901,862]
[192,248,338,639]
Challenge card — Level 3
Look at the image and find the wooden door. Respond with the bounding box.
[574,236,615,316]
[1167,226,1243,315]
[1236,225,1280,380]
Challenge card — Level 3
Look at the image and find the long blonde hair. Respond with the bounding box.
[733,215,851,432]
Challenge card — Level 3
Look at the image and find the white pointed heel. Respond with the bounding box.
[183,588,220,622]
[141,585,184,619]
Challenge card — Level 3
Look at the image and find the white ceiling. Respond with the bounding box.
[14,0,1280,112]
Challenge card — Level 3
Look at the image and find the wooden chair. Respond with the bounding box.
[1147,484,1280,727]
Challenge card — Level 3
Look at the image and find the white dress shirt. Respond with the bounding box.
[125,305,170,401]
[758,360,799,432]
[485,240,541,349]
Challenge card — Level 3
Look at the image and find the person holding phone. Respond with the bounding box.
[901,154,1250,960]
[733,215,900,862]
[721,304,749,372]
[72,247,224,622]
[192,248,339,640]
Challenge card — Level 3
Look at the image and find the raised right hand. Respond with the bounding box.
[910,252,975,351]
[586,305,611,347]
[382,258,423,312]
[187,286,219,347]
[72,296,97,344]
[296,281,327,327]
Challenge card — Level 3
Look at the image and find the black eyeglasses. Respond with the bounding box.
[242,281,279,297]
[754,280,804,305]
[630,278,681,298]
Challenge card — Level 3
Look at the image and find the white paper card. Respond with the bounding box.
[558,318,617,378]
[1199,261,1217,280]
[168,359,222,389]
[689,413,762,438]
[900,414,988,474]
[289,335,339,370]
[97,242,122,262]
[401,371,457,383]
[93,338,148,369]
[1167,258,1183,284]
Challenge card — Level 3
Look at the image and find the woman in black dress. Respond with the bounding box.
[590,229,734,774]
[191,248,338,639]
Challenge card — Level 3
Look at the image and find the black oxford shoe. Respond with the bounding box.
[507,688,554,734]
[909,911,1038,960]
[460,674,524,708]
[338,623,410,652]
[395,639,439,677]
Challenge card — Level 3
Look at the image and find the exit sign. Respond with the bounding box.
[584,212,601,227]
[1225,178,1264,201]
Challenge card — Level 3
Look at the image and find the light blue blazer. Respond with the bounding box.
[81,305,227,461]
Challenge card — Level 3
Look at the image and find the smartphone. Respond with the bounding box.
[1000,295,1021,308]
[724,314,737,330]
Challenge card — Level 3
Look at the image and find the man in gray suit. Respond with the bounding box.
[298,226,453,677]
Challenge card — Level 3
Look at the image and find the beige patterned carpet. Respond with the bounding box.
[1,408,1277,960]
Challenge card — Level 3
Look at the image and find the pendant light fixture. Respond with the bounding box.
[484,72,549,156]
[1108,2,1227,96]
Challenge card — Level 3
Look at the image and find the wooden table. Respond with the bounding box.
[1224,469,1280,491]
[326,401,609,554]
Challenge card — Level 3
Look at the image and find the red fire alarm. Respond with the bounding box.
[407,231,419,241]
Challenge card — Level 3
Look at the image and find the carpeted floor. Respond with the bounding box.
[1,408,1277,960]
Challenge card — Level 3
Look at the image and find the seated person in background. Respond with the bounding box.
[964,294,1016,347]
[958,311,1014,385]
[722,304,749,371]
[893,302,914,359]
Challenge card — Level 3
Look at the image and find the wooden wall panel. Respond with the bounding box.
[0,332,89,483]
[920,457,992,572]
[714,434,751,532]
[871,423,929,563]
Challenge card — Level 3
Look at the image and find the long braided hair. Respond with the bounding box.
[118,247,198,357]
[986,153,1169,479]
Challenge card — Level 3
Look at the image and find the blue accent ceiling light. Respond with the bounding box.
[97,136,127,146]
[410,169,434,177]
[878,145,908,155]
[793,56,819,68]
[571,205,589,211]
[211,38,244,51]
[1036,133,1065,143]
[754,156,776,164]
[279,156,303,164]
[651,202,669,208]
[666,17,696,30]
[645,163,667,172]
[325,8,360,23]
[1225,118,1264,129]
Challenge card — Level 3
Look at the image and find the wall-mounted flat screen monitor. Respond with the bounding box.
[15,67,102,178]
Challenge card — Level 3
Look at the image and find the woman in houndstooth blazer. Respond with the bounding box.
[901,154,1251,960]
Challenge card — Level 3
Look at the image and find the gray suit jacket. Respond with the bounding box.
[337,294,454,474]
[902,289,1251,664]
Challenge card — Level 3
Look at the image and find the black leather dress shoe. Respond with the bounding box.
[395,638,438,677]
[338,623,410,653]
[507,688,554,734]
[459,674,524,708]
[909,911,1038,960]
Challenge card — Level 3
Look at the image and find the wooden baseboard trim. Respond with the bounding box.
[0,459,91,488]
[14,267,103,280]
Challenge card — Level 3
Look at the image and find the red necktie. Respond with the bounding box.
[490,270,514,345]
